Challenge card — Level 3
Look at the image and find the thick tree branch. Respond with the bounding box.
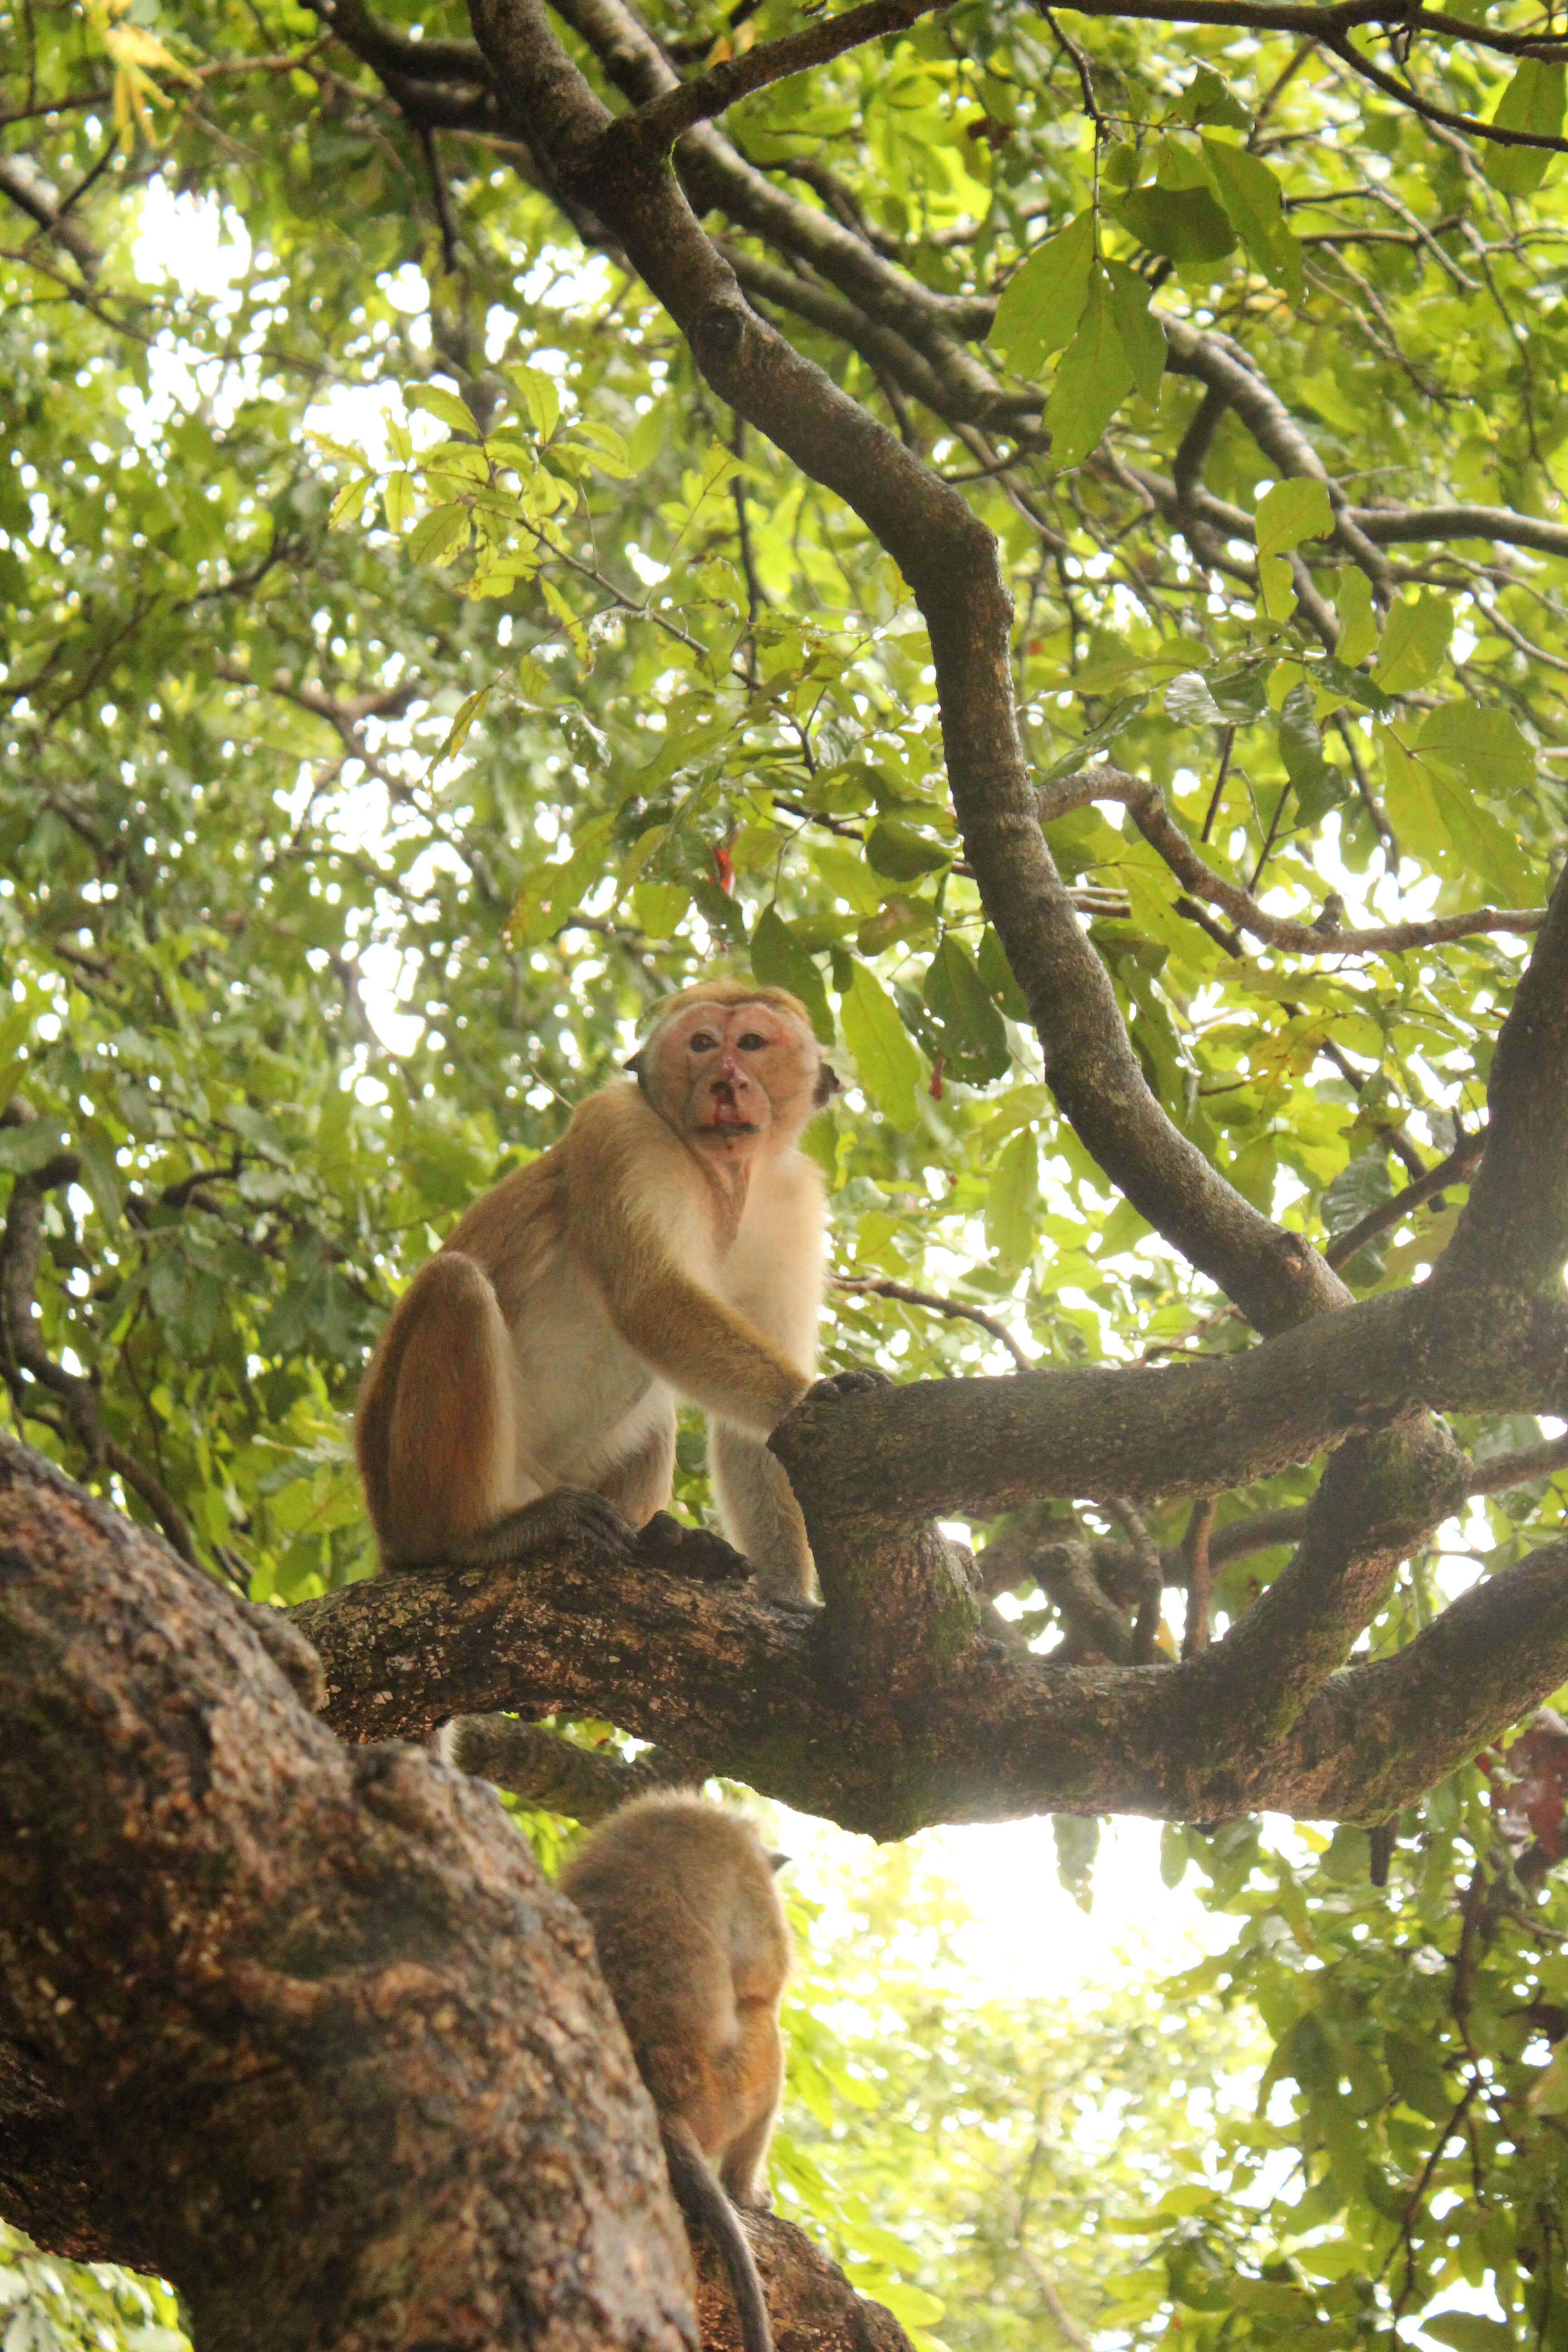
[0,1439,697,2347]
[292,1475,1568,1835]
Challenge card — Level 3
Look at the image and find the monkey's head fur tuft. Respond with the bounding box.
[636,982,836,1162]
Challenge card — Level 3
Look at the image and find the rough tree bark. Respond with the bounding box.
[9,0,1568,2337]
[0,1441,910,2352]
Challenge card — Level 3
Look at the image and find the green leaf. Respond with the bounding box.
[1202,138,1302,300]
[1483,58,1566,195]
[1372,591,1452,692]
[328,474,371,527]
[1426,2318,1519,2352]
[507,363,561,440]
[985,1127,1039,1268]
[750,905,834,1044]
[77,1120,123,1233]
[842,960,924,1128]
[865,818,950,880]
[1378,711,1535,902]
[989,210,1095,374]
[1164,670,1225,727]
[1104,259,1166,405]
[1053,1813,1099,1911]
[924,936,1010,1083]
[1334,569,1378,667]
[0,1123,69,1174]
[406,501,471,567]
[1177,65,1250,127]
[1416,699,1534,799]
[382,470,412,534]
[631,879,689,940]
[1045,270,1135,471]
[432,684,491,768]
[1117,183,1237,264]
[978,927,1029,1019]
[1277,682,1342,826]
[1255,478,1333,622]
[406,382,480,438]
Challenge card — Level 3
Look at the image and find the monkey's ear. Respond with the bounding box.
[812,1063,841,1109]
[769,1850,790,1874]
[625,1049,646,1080]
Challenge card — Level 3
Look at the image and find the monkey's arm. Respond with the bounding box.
[562,1092,808,1436]
[707,1152,826,1599]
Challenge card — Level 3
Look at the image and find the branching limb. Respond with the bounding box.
[833,1273,1035,1368]
[1326,1131,1485,1272]
[1037,764,1546,956]
[291,1454,1568,1834]
[623,0,941,148]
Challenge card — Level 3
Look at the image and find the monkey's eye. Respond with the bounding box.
[689,1030,718,1052]
[737,1032,768,1050]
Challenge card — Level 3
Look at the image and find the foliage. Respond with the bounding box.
[0,2223,186,2352]
[6,0,1568,2335]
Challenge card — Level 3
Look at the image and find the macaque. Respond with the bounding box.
[354,982,837,1599]
[560,1793,791,2352]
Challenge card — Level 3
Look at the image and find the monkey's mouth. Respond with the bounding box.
[702,1085,758,1135]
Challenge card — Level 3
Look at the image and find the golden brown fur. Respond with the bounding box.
[561,1794,792,2352]
[354,982,834,1595]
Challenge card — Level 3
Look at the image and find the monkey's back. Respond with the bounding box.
[560,1794,791,2113]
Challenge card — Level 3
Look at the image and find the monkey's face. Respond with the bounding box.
[652,1000,823,1161]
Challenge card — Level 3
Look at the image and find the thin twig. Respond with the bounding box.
[833,1274,1034,1369]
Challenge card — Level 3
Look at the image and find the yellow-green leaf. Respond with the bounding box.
[990,210,1095,375]
[1255,478,1333,623]
[1484,59,1566,196]
[1334,569,1378,667]
[985,1127,1040,1270]
[1372,591,1452,693]
[842,960,923,1129]
[1045,270,1135,472]
[406,382,480,438]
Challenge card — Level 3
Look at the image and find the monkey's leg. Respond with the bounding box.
[716,2010,784,2206]
[708,1420,815,1604]
[381,1254,632,1570]
[594,1414,676,1525]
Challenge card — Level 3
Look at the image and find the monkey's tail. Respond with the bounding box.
[660,2118,773,2352]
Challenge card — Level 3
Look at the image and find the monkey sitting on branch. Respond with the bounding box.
[561,1793,792,2352]
[354,982,840,1600]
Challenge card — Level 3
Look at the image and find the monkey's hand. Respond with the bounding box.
[800,1367,892,1406]
[637,1511,753,1583]
[451,1487,637,1569]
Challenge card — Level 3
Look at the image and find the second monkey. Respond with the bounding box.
[354,981,836,1599]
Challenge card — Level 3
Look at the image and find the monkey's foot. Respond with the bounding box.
[637,1511,752,1583]
[802,1367,892,1406]
[456,1487,637,1568]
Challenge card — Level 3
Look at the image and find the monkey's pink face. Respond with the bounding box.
[663,1002,813,1159]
